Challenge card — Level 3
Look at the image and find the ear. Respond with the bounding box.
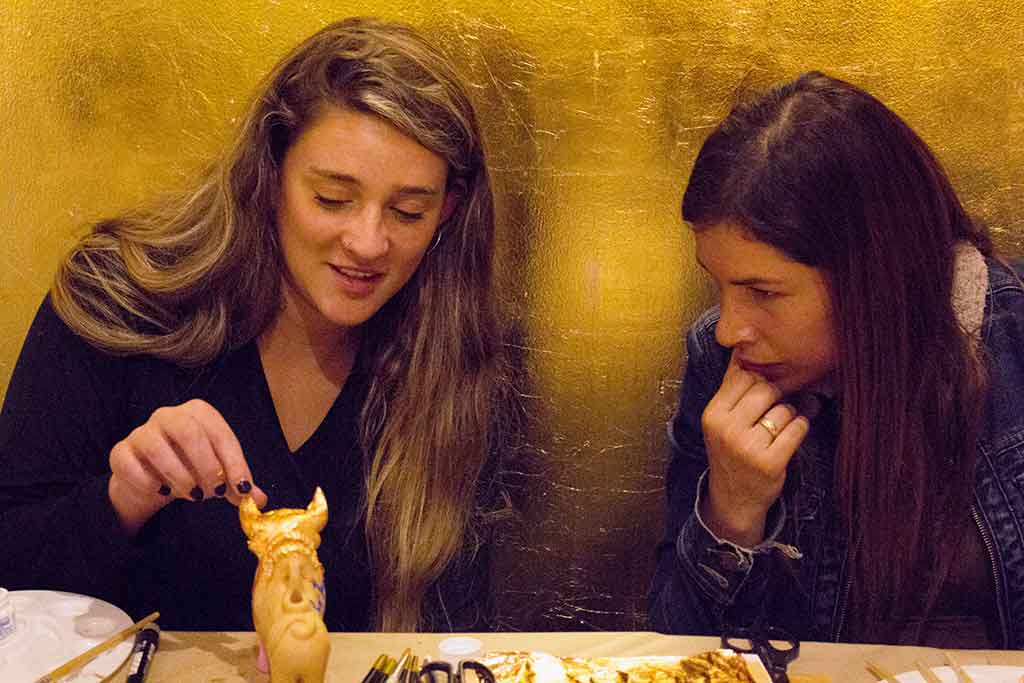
[439,179,465,225]
[439,191,459,225]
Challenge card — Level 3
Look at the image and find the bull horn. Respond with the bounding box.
[239,495,261,538]
[307,487,328,531]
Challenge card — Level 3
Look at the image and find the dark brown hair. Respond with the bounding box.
[682,71,991,639]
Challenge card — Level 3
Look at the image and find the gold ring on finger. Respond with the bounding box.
[758,417,780,439]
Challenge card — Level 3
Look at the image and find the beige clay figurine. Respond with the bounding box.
[240,487,331,683]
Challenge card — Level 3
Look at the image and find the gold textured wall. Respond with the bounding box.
[2,1,1022,630]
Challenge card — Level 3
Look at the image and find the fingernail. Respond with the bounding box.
[236,480,253,494]
[215,482,227,497]
[190,486,204,502]
[158,484,172,496]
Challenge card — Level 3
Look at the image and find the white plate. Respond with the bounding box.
[895,665,1024,682]
[0,590,134,682]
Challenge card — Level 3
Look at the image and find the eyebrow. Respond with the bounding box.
[695,258,785,286]
[730,276,785,286]
[310,167,441,197]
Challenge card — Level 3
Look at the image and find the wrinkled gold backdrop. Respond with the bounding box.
[2,1,1022,630]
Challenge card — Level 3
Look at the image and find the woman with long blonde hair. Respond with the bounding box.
[0,16,508,633]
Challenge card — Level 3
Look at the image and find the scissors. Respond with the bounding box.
[419,659,497,683]
[721,626,800,683]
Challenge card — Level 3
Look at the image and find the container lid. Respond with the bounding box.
[438,636,483,664]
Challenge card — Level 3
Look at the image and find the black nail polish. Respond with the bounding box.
[158,484,172,496]
[236,479,252,494]
[190,486,204,502]
[215,482,227,497]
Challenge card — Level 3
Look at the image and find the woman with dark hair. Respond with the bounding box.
[649,71,1024,647]
[0,17,510,633]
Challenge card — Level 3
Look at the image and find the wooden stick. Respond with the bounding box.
[943,652,975,683]
[865,659,899,683]
[32,611,159,683]
[914,660,942,683]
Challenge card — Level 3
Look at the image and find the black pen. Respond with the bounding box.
[126,623,160,683]
[376,656,398,683]
[362,654,389,683]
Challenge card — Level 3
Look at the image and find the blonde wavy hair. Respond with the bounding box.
[52,17,506,631]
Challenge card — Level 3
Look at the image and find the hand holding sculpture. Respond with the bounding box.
[240,487,331,683]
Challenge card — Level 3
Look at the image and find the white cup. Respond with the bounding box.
[438,636,483,665]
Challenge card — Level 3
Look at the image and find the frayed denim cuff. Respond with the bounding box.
[677,469,800,604]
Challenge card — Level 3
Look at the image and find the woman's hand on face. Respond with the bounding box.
[107,399,268,536]
[699,352,811,547]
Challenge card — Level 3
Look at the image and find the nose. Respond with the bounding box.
[715,295,756,349]
[341,206,389,262]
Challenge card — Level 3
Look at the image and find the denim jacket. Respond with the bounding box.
[648,258,1024,648]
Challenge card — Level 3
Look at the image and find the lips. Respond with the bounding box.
[329,264,383,297]
[738,359,784,378]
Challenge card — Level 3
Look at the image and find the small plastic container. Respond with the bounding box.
[438,636,483,665]
[0,588,17,644]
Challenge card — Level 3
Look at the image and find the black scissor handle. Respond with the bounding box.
[721,627,800,683]
[419,660,496,683]
[419,661,451,683]
[722,626,798,655]
[460,660,496,683]
[764,626,799,667]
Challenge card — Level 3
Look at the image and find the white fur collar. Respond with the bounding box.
[952,242,988,341]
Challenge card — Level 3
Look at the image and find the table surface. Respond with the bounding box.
[101,630,1024,683]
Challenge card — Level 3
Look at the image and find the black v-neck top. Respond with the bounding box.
[0,297,492,631]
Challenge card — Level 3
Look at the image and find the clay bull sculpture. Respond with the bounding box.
[240,487,331,683]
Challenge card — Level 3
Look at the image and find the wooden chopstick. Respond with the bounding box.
[32,611,159,683]
[914,660,942,683]
[865,659,899,683]
[944,652,975,683]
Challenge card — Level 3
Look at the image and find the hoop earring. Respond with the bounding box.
[426,226,444,254]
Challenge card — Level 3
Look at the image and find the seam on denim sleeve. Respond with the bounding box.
[677,513,745,601]
[679,470,803,604]
[692,470,794,555]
